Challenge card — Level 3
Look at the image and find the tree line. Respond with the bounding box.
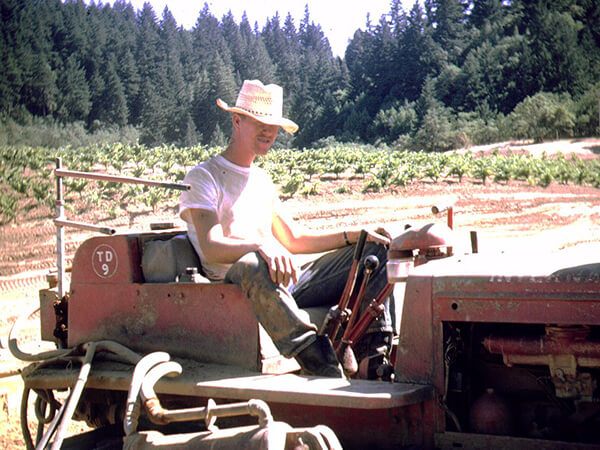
[1,0,599,149]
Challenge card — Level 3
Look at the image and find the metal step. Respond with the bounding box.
[23,357,433,410]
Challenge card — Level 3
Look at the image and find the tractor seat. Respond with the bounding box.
[141,233,210,283]
[140,233,328,324]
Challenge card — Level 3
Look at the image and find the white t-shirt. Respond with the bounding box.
[179,154,278,281]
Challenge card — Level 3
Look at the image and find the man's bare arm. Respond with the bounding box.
[272,210,391,255]
[182,208,261,264]
[183,208,297,285]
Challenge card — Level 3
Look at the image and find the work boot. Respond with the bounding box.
[296,335,345,378]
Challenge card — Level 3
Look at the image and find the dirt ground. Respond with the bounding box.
[1,138,600,446]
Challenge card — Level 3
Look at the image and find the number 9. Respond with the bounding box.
[102,263,109,275]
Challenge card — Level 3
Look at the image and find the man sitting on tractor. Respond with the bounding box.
[179,80,393,378]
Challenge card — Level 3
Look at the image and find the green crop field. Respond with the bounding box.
[2,143,599,226]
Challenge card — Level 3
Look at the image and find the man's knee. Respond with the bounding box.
[225,252,267,284]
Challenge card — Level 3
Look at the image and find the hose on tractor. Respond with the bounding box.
[9,306,143,449]
[127,353,273,433]
[124,351,171,436]
[8,306,73,362]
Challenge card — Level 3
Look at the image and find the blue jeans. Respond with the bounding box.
[225,242,393,358]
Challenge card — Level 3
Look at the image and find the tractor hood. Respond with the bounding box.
[404,247,600,282]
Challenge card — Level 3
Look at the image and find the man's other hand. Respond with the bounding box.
[257,241,298,286]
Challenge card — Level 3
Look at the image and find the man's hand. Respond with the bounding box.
[370,226,392,246]
[257,241,298,286]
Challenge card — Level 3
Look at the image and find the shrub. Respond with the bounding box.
[508,92,575,142]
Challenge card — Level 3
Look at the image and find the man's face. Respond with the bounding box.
[236,114,279,156]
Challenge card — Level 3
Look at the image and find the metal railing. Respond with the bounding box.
[53,157,190,297]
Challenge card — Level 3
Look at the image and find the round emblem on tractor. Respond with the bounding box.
[92,244,118,279]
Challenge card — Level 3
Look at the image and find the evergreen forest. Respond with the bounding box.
[1,0,600,150]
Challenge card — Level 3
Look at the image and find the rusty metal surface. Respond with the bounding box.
[394,276,438,387]
[70,234,143,284]
[68,234,263,370]
[39,288,58,342]
[23,359,432,449]
[399,251,600,325]
[268,401,432,450]
[392,248,600,442]
[482,326,600,400]
[22,358,433,410]
[123,423,291,450]
[435,294,600,324]
[68,282,261,370]
[483,333,600,367]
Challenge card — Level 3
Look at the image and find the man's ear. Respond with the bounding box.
[232,113,242,130]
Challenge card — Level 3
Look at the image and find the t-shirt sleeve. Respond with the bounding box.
[179,166,219,218]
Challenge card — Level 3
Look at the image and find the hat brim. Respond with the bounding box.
[217,99,299,135]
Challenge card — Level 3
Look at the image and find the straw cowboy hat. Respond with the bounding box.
[217,80,299,134]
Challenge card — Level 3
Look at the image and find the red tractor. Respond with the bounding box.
[9,161,600,449]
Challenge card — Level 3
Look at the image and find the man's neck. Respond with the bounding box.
[221,141,254,168]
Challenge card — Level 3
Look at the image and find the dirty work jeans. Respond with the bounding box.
[224,242,393,358]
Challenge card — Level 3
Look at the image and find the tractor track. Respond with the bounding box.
[0,272,48,293]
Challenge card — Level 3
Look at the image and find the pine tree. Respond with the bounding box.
[2,0,600,147]
[190,69,211,140]
[0,0,23,114]
[402,3,436,101]
[0,49,22,115]
[110,0,140,123]
[56,54,91,122]
[96,60,128,126]
[239,13,276,83]
[23,55,58,117]
[221,11,245,84]
[293,5,342,144]
[191,52,237,144]
[427,0,471,65]
[131,3,166,132]
[516,1,588,95]
[191,4,232,69]
[182,112,200,147]
[138,78,165,145]
[159,6,189,143]
[263,12,301,96]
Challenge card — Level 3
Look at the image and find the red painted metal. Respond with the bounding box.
[70,234,143,284]
[267,402,432,450]
[327,230,367,342]
[431,204,454,230]
[68,282,262,369]
[392,250,600,442]
[68,234,264,370]
[394,277,438,387]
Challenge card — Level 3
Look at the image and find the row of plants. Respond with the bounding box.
[260,144,600,196]
[1,143,599,225]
